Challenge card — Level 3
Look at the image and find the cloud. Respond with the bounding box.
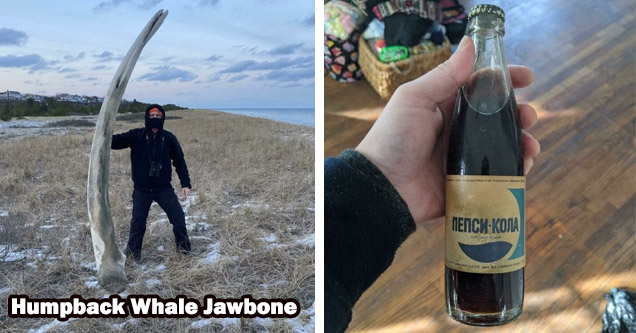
[256,67,314,83]
[198,0,220,6]
[269,43,304,55]
[138,65,197,82]
[65,73,81,79]
[0,28,28,46]
[82,77,99,81]
[207,54,222,62]
[138,0,163,10]
[0,54,50,72]
[232,45,259,55]
[301,13,314,27]
[218,60,257,74]
[63,52,85,62]
[218,56,313,74]
[93,51,122,62]
[93,65,108,70]
[58,67,76,73]
[208,73,222,82]
[93,0,131,12]
[227,74,248,83]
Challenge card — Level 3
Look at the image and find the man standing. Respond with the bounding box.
[112,104,192,261]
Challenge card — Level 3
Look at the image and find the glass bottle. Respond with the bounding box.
[445,4,525,326]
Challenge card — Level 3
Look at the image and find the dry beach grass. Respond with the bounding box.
[0,109,315,332]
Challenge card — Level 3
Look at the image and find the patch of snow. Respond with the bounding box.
[296,234,315,247]
[81,262,97,271]
[190,235,213,241]
[259,233,278,243]
[267,243,287,250]
[85,277,99,289]
[187,222,211,232]
[39,225,57,230]
[28,318,77,333]
[259,280,287,289]
[0,245,45,262]
[0,286,11,294]
[201,213,207,220]
[285,302,315,333]
[189,318,212,329]
[216,317,240,328]
[306,207,315,212]
[2,120,47,129]
[232,201,270,210]
[112,318,137,330]
[201,243,221,264]
[157,245,164,252]
[26,261,38,269]
[252,317,274,329]
[0,211,8,217]
[151,218,169,225]
[103,291,129,299]
[145,278,161,289]
[153,264,166,271]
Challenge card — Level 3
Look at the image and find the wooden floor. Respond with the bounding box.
[324,0,636,332]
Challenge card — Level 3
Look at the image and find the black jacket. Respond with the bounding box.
[325,149,416,332]
[111,128,191,192]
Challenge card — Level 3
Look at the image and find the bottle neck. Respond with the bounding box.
[463,20,512,114]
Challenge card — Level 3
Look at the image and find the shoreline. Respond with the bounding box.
[208,109,314,128]
[0,109,314,141]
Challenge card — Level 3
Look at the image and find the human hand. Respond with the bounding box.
[181,187,190,200]
[356,36,541,225]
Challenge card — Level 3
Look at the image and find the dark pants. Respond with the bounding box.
[125,187,191,259]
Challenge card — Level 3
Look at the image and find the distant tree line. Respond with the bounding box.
[0,98,186,121]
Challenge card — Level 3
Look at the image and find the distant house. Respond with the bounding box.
[86,96,103,103]
[3,90,22,101]
[23,94,45,102]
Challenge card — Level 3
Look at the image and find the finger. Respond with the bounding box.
[509,65,534,89]
[399,36,475,110]
[518,104,538,129]
[524,157,534,176]
[523,131,541,157]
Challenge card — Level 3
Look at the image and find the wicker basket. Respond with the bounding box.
[358,37,452,99]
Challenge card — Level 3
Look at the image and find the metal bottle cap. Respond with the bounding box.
[468,4,505,22]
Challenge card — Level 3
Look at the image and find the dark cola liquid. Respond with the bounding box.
[446,69,524,324]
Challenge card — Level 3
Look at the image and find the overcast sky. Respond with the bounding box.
[0,0,315,109]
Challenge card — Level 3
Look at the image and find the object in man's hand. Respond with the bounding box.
[602,288,636,333]
[445,4,525,326]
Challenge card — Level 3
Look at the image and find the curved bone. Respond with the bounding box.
[87,10,168,293]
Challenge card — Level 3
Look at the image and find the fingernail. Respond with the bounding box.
[525,158,534,176]
[456,36,470,53]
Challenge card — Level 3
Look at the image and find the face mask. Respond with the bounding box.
[147,117,163,129]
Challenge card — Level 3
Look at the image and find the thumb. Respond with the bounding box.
[399,36,475,110]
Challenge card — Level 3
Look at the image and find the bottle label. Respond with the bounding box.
[445,175,525,274]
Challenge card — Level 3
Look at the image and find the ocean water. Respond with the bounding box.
[215,108,314,127]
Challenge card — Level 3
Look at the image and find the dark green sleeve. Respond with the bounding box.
[325,149,416,333]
